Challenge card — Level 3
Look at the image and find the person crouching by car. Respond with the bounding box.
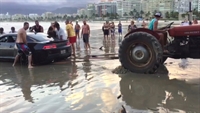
[47,22,57,38]
[32,20,44,33]
[54,22,67,41]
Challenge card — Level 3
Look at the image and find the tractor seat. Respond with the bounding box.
[169,25,200,37]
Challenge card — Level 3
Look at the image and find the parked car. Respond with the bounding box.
[0,33,71,64]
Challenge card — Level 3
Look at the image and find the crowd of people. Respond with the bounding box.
[6,20,90,68]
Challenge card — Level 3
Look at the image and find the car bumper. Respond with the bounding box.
[33,46,71,64]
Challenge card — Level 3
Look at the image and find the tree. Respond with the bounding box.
[170,11,179,19]
[84,15,88,19]
[106,12,110,17]
[133,9,137,17]
[165,11,170,19]
[145,11,151,18]
[75,15,80,20]
[80,15,84,19]
[181,13,186,18]
[129,11,133,16]
[63,14,68,20]
[140,10,144,17]
[123,12,128,16]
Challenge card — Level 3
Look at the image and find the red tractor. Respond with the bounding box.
[118,22,200,74]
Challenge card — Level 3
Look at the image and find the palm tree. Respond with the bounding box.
[140,10,144,18]
[129,11,133,16]
[123,12,128,17]
[145,11,151,18]
[165,11,170,19]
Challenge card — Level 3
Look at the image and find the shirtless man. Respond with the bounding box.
[81,20,90,50]
[75,21,81,39]
[13,22,33,68]
[103,21,110,41]
[32,20,44,33]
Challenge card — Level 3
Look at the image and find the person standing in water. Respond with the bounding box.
[81,20,90,50]
[103,21,110,41]
[128,21,137,32]
[66,20,76,56]
[118,21,122,37]
[75,21,81,39]
[32,20,44,33]
[110,22,115,41]
[13,22,33,68]
[141,20,147,28]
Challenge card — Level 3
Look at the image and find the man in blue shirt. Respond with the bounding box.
[148,12,168,52]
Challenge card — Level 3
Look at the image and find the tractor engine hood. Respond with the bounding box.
[169,25,200,37]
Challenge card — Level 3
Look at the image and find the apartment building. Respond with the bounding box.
[96,1,117,17]
[174,0,190,13]
[116,0,142,17]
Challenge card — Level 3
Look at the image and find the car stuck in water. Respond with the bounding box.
[0,33,71,64]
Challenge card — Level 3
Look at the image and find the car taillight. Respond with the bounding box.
[67,42,71,46]
[43,44,57,49]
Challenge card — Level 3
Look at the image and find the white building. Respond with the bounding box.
[0,12,11,20]
[116,0,142,17]
[11,14,25,20]
[28,14,39,20]
[41,12,54,19]
[77,8,87,16]
[198,0,200,11]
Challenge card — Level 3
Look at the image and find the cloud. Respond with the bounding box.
[0,0,99,5]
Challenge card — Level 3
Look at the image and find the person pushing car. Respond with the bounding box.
[13,22,33,68]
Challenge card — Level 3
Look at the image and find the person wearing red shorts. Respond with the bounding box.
[65,20,76,56]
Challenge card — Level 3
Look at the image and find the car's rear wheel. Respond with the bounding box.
[119,32,163,74]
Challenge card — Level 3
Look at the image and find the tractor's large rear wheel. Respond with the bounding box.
[119,32,163,74]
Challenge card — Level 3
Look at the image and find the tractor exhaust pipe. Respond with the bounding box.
[188,1,193,22]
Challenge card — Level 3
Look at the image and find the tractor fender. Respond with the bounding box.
[124,28,160,40]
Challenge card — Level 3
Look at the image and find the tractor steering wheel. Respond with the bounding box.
[165,22,174,28]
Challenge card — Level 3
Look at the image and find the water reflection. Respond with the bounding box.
[82,50,92,80]
[14,67,34,103]
[0,62,79,103]
[103,41,115,53]
[119,68,200,112]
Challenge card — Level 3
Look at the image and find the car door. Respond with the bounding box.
[0,36,9,57]
[0,35,15,58]
[7,35,16,58]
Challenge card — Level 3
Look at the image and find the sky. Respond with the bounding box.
[0,0,99,6]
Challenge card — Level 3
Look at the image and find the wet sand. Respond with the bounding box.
[0,28,200,113]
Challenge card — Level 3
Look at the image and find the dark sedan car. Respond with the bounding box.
[0,33,71,64]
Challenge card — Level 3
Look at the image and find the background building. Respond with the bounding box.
[97,1,117,17]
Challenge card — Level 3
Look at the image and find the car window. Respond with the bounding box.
[27,36,37,43]
[0,36,8,42]
[0,36,15,43]
[28,33,53,42]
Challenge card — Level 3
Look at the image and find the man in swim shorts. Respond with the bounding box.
[75,21,81,39]
[66,20,76,56]
[13,22,33,68]
[81,20,90,50]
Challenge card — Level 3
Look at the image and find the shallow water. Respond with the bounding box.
[0,22,200,113]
